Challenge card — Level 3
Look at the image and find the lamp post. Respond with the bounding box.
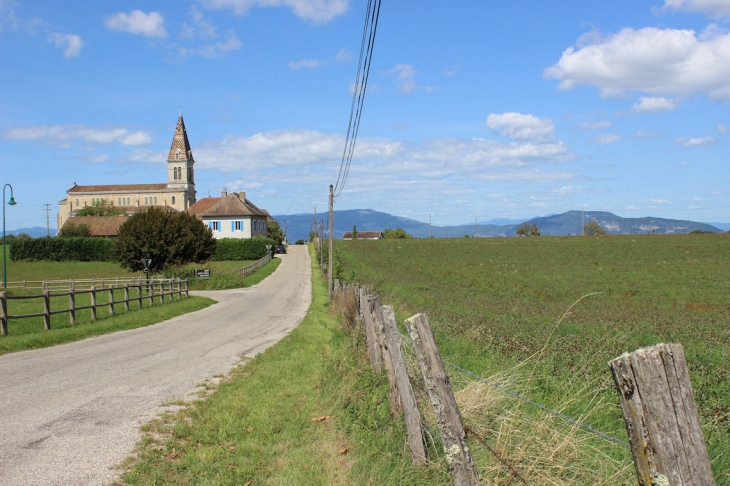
[3,184,17,289]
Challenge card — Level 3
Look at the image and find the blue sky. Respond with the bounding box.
[1,0,729,230]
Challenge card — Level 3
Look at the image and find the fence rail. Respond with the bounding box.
[332,279,716,486]
[232,253,272,279]
[0,278,189,336]
[2,276,151,292]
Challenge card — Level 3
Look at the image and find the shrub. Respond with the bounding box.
[114,208,216,272]
[516,223,541,237]
[383,228,412,239]
[583,221,606,235]
[212,237,274,261]
[58,221,92,238]
[9,237,114,262]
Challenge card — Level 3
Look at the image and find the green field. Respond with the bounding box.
[336,234,730,483]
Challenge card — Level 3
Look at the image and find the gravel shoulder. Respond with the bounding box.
[0,246,311,486]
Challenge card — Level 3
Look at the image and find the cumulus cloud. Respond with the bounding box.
[675,135,715,146]
[487,112,554,141]
[596,133,621,144]
[48,33,83,58]
[2,124,153,147]
[181,6,219,39]
[178,32,242,58]
[105,10,167,37]
[387,64,437,94]
[577,120,611,130]
[544,26,730,99]
[201,0,349,24]
[289,48,350,69]
[631,96,678,113]
[660,0,730,18]
[718,124,727,133]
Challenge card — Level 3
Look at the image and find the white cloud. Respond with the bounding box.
[596,133,621,144]
[545,26,730,99]
[289,48,350,69]
[718,124,727,133]
[577,120,611,130]
[105,10,167,38]
[48,33,83,58]
[648,198,674,204]
[487,112,554,141]
[636,130,660,138]
[661,0,730,18]
[2,124,153,147]
[201,0,349,24]
[675,135,716,146]
[389,64,417,94]
[181,6,219,39]
[631,96,678,113]
[178,32,242,58]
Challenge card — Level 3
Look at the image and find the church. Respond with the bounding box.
[57,114,198,230]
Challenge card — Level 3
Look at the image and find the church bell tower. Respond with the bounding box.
[167,113,196,208]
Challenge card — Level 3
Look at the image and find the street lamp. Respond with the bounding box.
[3,184,17,289]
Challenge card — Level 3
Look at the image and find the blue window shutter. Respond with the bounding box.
[231,221,235,232]
[208,221,212,230]
[219,221,222,232]
[242,220,245,232]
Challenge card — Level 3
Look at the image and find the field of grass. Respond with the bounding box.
[335,234,730,483]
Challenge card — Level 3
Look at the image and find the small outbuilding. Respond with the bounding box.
[342,231,383,240]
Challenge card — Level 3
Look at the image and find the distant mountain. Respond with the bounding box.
[704,222,730,231]
[274,209,723,242]
[7,226,55,238]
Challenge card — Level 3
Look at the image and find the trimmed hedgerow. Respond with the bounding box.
[212,237,274,261]
[9,237,114,262]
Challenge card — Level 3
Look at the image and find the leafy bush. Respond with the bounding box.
[383,228,412,239]
[9,237,114,262]
[212,237,274,261]
[58,221,92,237]
[267,221,284,246]
[583,221,607,235]
[515,222,541,237]
[114,208,216,272]
[76,199,126,216]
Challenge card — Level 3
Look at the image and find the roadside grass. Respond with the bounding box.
[336,234,730,482]
[121,246,451,485]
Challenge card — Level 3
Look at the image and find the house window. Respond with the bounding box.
[235,221,242,231]
[171,196,176,205]
[210,221,219,231]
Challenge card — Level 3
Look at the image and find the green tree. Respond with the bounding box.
[114,208,216,272]
[583,221,606,235]
[59,222,92,238]
[77,199,126,217]
[352,225,358,239]
[267,221,284,246]
[383,228,412,239]
[516,223,541,237]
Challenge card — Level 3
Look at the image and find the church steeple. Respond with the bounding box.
[167,113,196,208]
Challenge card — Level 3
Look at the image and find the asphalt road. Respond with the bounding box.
[0,246,311,486]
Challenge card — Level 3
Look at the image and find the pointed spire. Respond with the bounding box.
[168,113,194,162]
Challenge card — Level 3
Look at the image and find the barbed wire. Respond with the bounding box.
[398,332,630,448]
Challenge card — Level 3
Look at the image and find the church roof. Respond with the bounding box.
[168,114,194,163]
[68,183,170,193]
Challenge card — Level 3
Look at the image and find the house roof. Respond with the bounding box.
[187,197,221,215]
[68,183,170,193]
[342,231,383,239]
[63,216,129,236]
[189,192,269,218]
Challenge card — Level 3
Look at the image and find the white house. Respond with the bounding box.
[187,190,272,239]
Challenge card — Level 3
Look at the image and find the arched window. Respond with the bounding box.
[173,167,177,180]
[171,196,176,205]
[175,150,180,160]
[178,166,183,181]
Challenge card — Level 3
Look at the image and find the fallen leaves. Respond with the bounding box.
[339,446,350,455]
[311,415,330,422]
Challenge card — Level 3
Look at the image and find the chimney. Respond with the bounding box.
[221,188,228,197]
[240,191,246,202]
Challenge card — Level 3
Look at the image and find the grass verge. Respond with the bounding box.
[121,245,451,485]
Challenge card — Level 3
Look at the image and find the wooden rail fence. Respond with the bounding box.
[0,278,189,336]
[333,279,716,486]
[232,253,272,278]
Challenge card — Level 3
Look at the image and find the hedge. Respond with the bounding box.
[212,237,274,261]
[9,237,114,262]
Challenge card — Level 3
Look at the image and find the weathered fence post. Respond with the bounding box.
[369,295,401,414]
[158,281,164,304]
[381,305,426,465]
[149,279,154,307]
[43,290,51,330]
[124,284,130,311]
[0,291,7,335]
[69,281,76,325]
[608,343,716,486]
[405,313,481,486]
[136,282,142,309]
[90,285,97,321]
[363,294,383,372]
[108,288,114,316]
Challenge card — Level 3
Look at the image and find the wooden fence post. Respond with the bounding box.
[0,291,7,335]
[381,305,426,465]
[124,284,130,311]
[158,281,164,304]
[90,285,97,321]
[405,313,481,486]
[184,279,189,297]
[43,290,51,330]
[368,295,401,415]
[149,279,154,307]
[108,288,114,316]
[608,343,715,486]
[69,281,76,325]
[363,294,383,372]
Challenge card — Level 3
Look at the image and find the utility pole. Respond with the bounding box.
[283,220,289,244]
[319,220,324,277]
[312,203,317,242]
[328,185,334,301]
[44,204,51,237]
